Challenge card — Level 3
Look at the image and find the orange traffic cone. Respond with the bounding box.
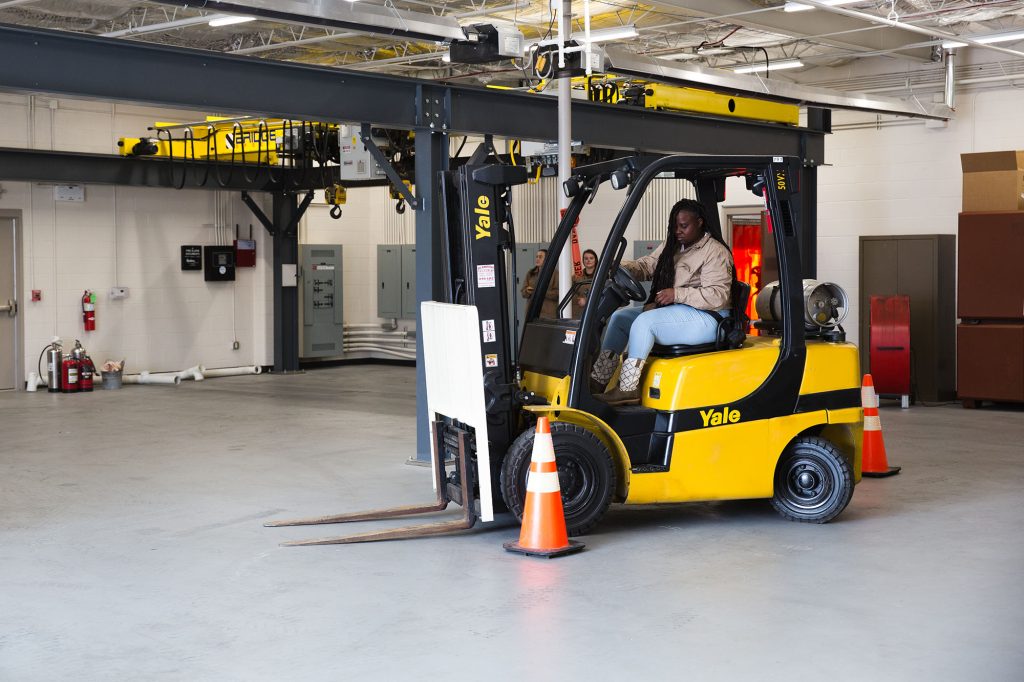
[861,374,901,477]
[504,417,584,558]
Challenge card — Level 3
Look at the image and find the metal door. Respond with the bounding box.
[0,217,18,390]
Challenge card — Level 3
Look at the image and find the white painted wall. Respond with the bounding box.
[0,93,274,378]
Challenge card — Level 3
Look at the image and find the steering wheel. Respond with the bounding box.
[610,266,646,302]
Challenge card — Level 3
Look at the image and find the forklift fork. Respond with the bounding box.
[265,422,478,545]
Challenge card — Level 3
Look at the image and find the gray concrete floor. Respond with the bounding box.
[1,366,1022,681]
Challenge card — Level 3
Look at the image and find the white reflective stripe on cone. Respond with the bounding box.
[864,415,882,431]
[531,433,556,463]
[861,385,877,408]
[526,471,561,494]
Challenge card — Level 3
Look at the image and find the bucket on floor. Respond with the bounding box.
[102,370,123,390]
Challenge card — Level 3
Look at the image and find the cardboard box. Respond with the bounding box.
[961,151,1024,212]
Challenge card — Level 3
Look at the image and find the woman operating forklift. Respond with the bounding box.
[591,198,734,405]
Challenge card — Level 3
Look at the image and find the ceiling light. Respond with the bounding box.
[734,59,804,74]
[942,30,1024,49]
[784,1,859,12]
[696,47,733,56]
[442,52,451,63]
[655,51,699,61]
[574,24,638,43]
[208,15,256,28]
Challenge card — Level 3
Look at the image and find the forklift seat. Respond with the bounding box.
[649,281,751,358]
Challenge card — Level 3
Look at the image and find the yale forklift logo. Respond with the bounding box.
[474,195,491,239]
[700,406,741,427]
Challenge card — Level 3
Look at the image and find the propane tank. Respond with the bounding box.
[755,279,849,330]
[82,290,96,331]
[75,342,94,392]
[61,352,80,393]
[46,338,63,393]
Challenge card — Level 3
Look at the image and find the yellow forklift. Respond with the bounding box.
[502,154,863,535]
[269,150,862,544]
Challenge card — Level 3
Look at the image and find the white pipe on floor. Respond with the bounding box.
[343,344,416,359]
[199,365,263,378]
[122,371,181,386]
[150,365,205,382]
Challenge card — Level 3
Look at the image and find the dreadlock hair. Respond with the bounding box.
[648,199,708,305]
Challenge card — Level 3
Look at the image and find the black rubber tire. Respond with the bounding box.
[500,422,616,537]
[771,436,854,524]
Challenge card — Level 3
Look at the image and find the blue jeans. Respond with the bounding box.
[601,304,726,359]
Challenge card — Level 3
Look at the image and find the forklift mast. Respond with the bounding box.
[438,146,530,474]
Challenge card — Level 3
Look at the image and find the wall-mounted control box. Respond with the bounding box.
[204,245,236,281]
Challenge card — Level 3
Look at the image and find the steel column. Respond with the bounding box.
[272,193,301,373]
[413,130,449,461]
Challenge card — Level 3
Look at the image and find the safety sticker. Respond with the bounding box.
[477,264,496,288]
[482,330,496,343]
[482,319,495,332]
[652,372,662,389]
[564,330,577,345]
[484,354,499,367]
[312,264,335,271]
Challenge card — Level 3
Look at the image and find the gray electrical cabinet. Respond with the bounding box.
[633,240,661,299]
[514,242,546,340]
[401,244,417,319]
[377,244,402,318]
[301,244,344,358]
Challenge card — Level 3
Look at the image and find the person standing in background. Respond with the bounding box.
[521,248,560,318]
[572,249,599,318]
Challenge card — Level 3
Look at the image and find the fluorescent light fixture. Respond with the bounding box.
[575,24,638,43]
[784,0,859,12]
[734,59,804,74]
[696,47,733,56]
[442,52,451,63]
[942,30,1024,49]
[655,51,700,61]
[208,15,256,27]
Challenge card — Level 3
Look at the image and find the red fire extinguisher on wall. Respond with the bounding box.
[82,290,96,331]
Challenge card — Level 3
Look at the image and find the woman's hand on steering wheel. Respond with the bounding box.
[612,266,646,302]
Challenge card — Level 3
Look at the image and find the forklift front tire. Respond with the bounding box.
[770,436,854,524]
[501,422,616,537]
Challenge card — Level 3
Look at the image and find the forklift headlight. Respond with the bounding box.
[610,170,629,190]
[563,177,581,198]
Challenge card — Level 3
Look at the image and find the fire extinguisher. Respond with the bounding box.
[61,351,80,394]
[74,341,94,392]
[82,290,96,331]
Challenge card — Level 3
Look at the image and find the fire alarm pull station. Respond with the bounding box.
[204,245,236,281]
[234,224,257,268]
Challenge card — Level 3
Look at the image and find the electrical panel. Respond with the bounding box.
[633,240,661,300]
[401,244,417,320]
[377,244,417,320]
[204,245,236,281]
[377,245,402,318]
[514,242,546,342]
[301,244,344,358]
[337,125,387,182]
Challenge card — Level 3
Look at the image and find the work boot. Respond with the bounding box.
[597,357,644,406]
[589,349,619,393]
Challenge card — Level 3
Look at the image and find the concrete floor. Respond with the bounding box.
[1,365,1022,681]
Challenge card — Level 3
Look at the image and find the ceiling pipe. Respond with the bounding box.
[101,15,214,38]
[944,48,956,110]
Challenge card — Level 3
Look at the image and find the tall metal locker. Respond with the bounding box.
[377,244,401,318]
[300,244,344,358]
[401,244,417,320]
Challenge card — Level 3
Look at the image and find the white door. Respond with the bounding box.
[0,217,17,390]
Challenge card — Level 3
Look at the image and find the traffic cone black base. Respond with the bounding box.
[503,539,584,558]
[863,466,902,478]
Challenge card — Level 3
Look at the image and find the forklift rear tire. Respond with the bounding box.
[771,436,853,524]
[501,422,615,537]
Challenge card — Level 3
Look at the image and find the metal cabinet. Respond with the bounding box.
[378,243,417,320]
[300,244,343,358]
[859,235,956,402]
[377,244,402,318]
[401,244,417,320]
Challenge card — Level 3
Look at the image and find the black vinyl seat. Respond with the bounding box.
[649,281,752,359]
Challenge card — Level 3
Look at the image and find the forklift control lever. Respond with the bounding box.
[515,390,549,406]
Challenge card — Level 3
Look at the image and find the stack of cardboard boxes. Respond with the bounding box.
[958,151,1024,406]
